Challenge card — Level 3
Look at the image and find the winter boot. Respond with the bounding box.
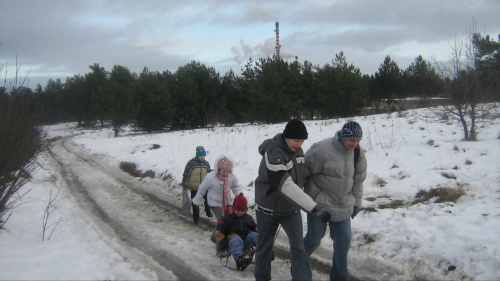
[245,246,256,262]
[235,254,252,271]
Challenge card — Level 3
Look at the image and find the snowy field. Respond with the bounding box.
[1,104,499,280]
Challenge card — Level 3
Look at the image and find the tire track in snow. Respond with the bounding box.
[48,137,331,280]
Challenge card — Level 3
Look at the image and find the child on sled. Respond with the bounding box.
[215,193,258,271]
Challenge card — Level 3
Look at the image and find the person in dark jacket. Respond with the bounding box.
[182,146,212,224]
[215,193,258,271]
[254,119,331,281]
[303,121,368,281]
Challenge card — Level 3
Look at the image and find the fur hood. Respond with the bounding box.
[212,154,236,175]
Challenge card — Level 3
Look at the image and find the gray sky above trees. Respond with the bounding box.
[1,0,499,89]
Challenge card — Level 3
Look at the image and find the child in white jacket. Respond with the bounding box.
[192,154,244,255]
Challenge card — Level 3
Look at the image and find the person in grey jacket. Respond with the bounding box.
[254,119,331,281]
[303,121,368,281]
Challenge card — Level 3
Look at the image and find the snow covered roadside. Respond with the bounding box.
[1,105,499,280]
[0,150,163,280]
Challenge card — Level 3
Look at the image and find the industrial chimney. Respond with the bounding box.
[275,22,281,58]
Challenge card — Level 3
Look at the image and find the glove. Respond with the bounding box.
[312,206,331,223]
[215,231,225,242]
[351,206,360,219]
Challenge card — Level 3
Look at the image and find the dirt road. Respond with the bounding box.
[48,137,331,280]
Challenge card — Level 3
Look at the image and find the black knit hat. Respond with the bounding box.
[339,121,362,140]
[283,119,308,140]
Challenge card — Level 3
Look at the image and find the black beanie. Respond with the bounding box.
[283,119,308,140]
[339,121,362,140]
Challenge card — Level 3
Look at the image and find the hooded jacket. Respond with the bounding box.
[304,131,367,222]
[182,157,211,190]
[216,213,258,240]
[215,212,258,251]
[193,155,243,208]
[255,133,318,216]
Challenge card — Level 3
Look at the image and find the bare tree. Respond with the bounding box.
[435,21,498,141]
[42,187,62,241]
[0,54,44,230]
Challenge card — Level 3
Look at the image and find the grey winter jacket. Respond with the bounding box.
[255,133,318,216]
[304,131,367,222]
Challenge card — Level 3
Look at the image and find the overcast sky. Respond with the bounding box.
[1,0,499,89]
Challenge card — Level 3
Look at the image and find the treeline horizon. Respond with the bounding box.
[1,32,499,136]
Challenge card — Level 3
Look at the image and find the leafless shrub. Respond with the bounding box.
[120,161,140,176]
[379,199,405,209]
[372,175,387,187]
[42,187,62,241]
[362,233,376,244]
[427,139,434,146]
[142,170,156,178]
[1,90,45,230]
[440,113,450,122]
[149,144,161,150]
[465,159,473,165]
[162,173,173,181]
[412,186,466,205]
[119,161,155,178]
[396,171,410,180]
[397,111,407,118]
[453,145,460,152]
[441,172,457,180]
[362,206,377,213]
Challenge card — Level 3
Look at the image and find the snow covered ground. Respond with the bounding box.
[1,104,499,280]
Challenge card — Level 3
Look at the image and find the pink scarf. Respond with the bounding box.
[217,156,233,215]
[217,173,230,215]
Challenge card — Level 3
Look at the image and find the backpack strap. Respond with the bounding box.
[354,145,360,171]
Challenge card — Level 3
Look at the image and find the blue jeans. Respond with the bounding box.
[228,232,258,258]
[303,213,352,281]
[254,211,312,281]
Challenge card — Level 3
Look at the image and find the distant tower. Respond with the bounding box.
[275,22,281,58]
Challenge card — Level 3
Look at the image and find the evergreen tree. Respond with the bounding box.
[373,55,402,111]
[220,69,242,125]
[472,33,500,100]
[135,67,173,132]
[300,60,318,120]
[251,57,291,123]
[98,65,138,137]
[240,57,260,124]
[41,79,65,123]
[331,51,365,117]
[286,60,304,119]
[403,55,442,106]
[315,63,337,118]
[63,74,87,126]
[86,63,109,127]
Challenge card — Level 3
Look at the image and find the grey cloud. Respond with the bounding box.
[1,0,498,88]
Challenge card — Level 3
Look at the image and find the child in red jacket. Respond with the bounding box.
[215,193,258,271]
